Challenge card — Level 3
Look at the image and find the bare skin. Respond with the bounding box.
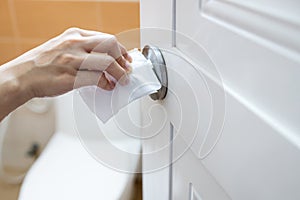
[0,27,132,121]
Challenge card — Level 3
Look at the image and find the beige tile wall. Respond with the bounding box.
[0,0,140,65]
[0,1,14,37]
[0,1,140,199]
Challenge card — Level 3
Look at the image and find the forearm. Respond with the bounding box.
[0,62,33,121]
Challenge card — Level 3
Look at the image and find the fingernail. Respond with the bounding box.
[109,80,115,89]
[125,61,133,73]
[128,55,133,63]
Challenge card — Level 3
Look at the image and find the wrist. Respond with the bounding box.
[0,62,35,120]
[3,77,31,103]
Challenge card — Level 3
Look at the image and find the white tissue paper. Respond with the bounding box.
[79,49,161,123]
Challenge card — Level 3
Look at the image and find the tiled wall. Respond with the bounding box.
[0,0,140,65]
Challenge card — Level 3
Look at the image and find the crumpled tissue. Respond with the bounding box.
[79,49,161,123]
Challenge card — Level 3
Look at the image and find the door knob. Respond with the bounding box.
[142,45,168,100]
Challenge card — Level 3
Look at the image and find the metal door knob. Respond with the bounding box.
[142,45,168,100]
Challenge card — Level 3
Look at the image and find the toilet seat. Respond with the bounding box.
[19,132,140,200]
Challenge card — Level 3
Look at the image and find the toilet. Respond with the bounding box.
[19,91,141,200]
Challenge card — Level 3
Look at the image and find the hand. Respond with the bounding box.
[1,27,132,98]
[0,27,132,121]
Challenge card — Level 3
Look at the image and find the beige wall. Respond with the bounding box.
[0,0,140,64]
[0,1,140,199]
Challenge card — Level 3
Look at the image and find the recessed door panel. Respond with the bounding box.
[176,0,300,134]
[173,137,230,200]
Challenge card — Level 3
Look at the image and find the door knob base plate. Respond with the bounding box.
[142,45,168,100]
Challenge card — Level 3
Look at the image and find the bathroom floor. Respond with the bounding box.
[0,181,21,200]
[0,177,142,200]
[133,175,143,200]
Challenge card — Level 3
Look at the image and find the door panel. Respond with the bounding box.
[202,87,300,200]
[140,0,300,199]
[176,0,300,134]
[173,137,230,200]
[141,48,228,199]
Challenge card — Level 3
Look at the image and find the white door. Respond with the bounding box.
[140,0,300,200]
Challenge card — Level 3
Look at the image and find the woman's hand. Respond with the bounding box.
[0,27,132,121]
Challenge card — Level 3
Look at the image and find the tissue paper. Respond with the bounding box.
[79,49,161,123]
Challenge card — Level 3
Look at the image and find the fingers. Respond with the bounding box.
[61,28,132,87]
[74,71,115,90]
[116,56,132,73]
[105,60,129,85]
[82,35,121,57]
[64,28,132,63]
[119,42,132,63]
[81,35,132,71]
[78,52,129,86]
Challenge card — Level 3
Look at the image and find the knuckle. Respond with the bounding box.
[119,43,126,51]
[56,53,76,65]
[65,27,80,34]
[107,35,118,46]
[60,38,82,48]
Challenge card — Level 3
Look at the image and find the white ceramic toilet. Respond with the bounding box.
[19,91,141,200]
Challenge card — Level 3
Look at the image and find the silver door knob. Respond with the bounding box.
[142,45,168,100]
